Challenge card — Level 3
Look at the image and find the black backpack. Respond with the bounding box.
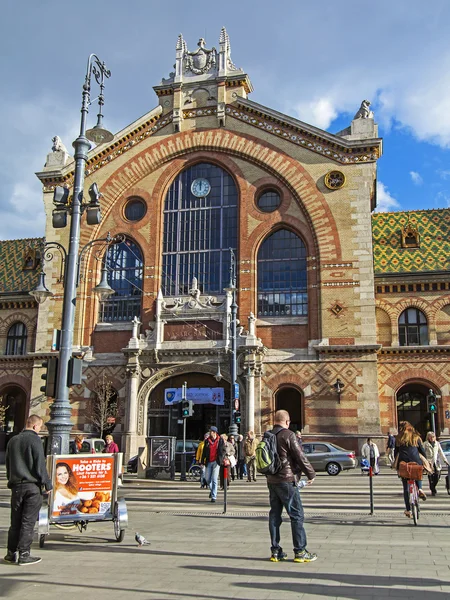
[256,430,282,475]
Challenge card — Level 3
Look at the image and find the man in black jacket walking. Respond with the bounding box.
[266,410,317,563]
[4,414,52,565]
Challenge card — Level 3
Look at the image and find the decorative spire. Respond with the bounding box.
[176,33,184,51]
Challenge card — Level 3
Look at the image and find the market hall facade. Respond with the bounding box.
[1,29,450,459]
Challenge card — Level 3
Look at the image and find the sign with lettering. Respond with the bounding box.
[164,387,224,406]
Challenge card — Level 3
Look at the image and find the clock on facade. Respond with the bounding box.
[191,178,211,197]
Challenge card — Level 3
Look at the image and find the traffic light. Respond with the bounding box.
[40,357,58,397]
[182,400,194,418]
[68,357,85,386]
[428,397,437,413]
[234,410,241,424]
[86,183,102,225]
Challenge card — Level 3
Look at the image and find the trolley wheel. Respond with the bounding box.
[39,534,46,548]
[188,465,202,482]
[411,502,419,526]
[114,518,125,542]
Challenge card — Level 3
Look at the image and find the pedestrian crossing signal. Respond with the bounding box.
[234,410,241,424]
[40,357,58,397]
[429,402,437,413]
[182,400,194,418]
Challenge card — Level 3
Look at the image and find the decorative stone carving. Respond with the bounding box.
[353,100,374,120]
[185,38,217,75]
[52,135,67,153]
[44,135,70,169]
[401,221,420,248]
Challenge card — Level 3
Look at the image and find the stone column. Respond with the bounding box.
[122,362,141,461]
[246,368,255,432]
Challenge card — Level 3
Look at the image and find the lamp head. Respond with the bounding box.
[92,266,115,300]
[29,272,53,304]
[86,115,114,144]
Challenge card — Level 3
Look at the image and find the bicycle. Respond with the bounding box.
[399,461,423,526]
[407,477,420,525]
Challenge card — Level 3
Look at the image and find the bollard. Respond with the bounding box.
[369,465,374,515]
[223,465,228,514]
[180,452,187,482]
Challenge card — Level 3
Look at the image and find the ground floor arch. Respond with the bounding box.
[275,386,303,432]
[146,372,234,441]
[396,382,439,439]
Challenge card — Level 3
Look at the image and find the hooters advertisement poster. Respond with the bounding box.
[51,455,115,519]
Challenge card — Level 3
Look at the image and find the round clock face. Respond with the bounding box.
[191,178,211,197]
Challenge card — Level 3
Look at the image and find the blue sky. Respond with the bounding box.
[1,0,450,239]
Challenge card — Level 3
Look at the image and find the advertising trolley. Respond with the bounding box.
[38,453,128,546]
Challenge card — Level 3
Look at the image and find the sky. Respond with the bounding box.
[1,0,450,240]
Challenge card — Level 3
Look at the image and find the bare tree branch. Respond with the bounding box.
[86,374,119,438]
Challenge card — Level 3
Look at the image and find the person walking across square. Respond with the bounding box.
[266,410,317,563]
[4,415,52,565]
[201,426,221,503]
[244,430,258,482]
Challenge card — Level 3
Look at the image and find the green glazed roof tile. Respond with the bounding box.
[0,237,43,294]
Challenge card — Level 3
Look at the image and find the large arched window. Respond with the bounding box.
[399,308,428,346]
[257,229,307,317]
[162,163,238,296]
[99,239,143,322]
[6,322,27,355]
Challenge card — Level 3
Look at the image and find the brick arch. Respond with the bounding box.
[430,295,450,320]
[0,374,31,396]
[395,298,431,321]
[83,128,340,263]
[265,372,309,393]
[383,368,447,394]
[0,313,34,336]
[375,299,397,328]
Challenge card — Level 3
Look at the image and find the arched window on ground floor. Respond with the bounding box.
[275,387,303,432]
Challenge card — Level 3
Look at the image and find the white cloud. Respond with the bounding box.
[375,181,401,213]
[437,169,450,180]
[295,98,338,130]
[410,171,423,185]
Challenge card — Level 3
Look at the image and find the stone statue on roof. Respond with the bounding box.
[51,135,67,153]
[353,100,374,120]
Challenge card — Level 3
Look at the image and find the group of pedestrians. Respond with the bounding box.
[197,427,260,502]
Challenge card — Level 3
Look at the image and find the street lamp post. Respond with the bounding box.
[30,55,114,455]
[227,249,239,438]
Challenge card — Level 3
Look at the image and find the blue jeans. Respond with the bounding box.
[268,482,307,553]
[205,462,220,500]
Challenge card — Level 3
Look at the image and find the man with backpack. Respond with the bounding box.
[258,409,317,563]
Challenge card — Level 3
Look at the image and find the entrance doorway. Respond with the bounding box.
[396,384,437,439]
[147,372,232,442]
[275,387,302,432]
[0,385,28,454]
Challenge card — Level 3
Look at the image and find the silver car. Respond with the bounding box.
[302,442,357,475]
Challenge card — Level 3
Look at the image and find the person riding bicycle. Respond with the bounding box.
[394,421,427,518]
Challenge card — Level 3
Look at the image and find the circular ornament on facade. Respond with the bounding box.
[324,170,346,190]
[124,197,147,222]
[191,178,211,197]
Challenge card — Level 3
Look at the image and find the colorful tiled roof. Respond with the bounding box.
[0,238,43,294]
[372,209,450,274]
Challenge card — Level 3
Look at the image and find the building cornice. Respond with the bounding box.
[313,344,381,354]
[379,345,450,356]
[230,97,383,165]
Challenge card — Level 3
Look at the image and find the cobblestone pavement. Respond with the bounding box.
[1,468,450,599]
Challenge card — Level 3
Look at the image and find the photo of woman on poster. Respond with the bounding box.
[53,462,81,515]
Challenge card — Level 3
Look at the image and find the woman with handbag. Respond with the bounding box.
[219,433,235,490]
[423,431,449,496]
[394,421,427,518]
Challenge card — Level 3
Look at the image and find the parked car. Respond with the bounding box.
[302,442,356,475]
[439,439,450,462]
[69,438,105,454]
[127,439,200,474]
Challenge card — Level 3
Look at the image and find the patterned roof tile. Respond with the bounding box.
[372,209,450,274]
[0,238,43,294]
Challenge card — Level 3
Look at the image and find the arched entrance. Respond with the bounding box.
[275,387,302,432]
[147,372,232,441]
[0,385,28,454]
[396,383,438,439]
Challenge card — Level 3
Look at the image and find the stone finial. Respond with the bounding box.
[176,33,184,51]
[353,100,374,120]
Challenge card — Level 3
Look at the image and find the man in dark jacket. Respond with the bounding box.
[5,415,52,565]
[266,410,317,563]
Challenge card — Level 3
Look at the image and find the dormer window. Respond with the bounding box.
[401,223,420,248]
